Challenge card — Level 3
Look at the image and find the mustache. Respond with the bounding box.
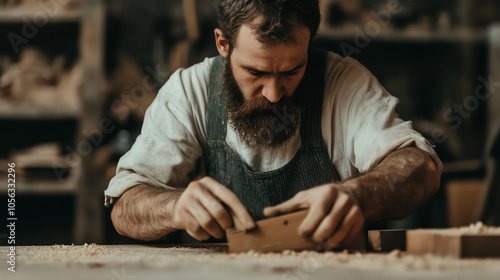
[235,95,289,115]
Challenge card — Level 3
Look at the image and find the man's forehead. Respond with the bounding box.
[232,23,310,68]
[233,23,311,50]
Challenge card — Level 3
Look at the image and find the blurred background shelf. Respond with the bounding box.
[317,26,486,43]
[0,0,106,245]
[0,165,81,195]
[0,7,82,23]
[0,105,81,120]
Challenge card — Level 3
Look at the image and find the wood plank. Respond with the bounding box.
[407,229,500,258]
[227,210,366,253]
[368,230,406,252]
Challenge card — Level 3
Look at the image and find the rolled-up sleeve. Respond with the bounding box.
[327,56,443,179]
[104,61,210,203]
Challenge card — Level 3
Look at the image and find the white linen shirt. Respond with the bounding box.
[104,51,443,202]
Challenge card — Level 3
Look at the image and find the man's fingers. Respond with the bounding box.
[196,187,233,230]
[326,221,355,248]
[184,211,211,241]
[298,200,334,237]
[224,205,247,231]
[263,200,298,217]
[326,206,363,247]
[312,195,351,243]
[202,177,255,229]
[342,220,364,244]
[189,205,225,239]
[340,207,364,244]
[298,187,339,237]
[264,192,308,217]
[186,229,210,241]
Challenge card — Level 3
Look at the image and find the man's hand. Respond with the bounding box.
[172,176,256,241]
[263,184,364,248]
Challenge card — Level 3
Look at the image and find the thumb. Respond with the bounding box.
[263,196,305,217]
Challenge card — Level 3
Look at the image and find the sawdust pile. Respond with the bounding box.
[18,243,120,263]
[227,249,500,272]
[454,221,500,235]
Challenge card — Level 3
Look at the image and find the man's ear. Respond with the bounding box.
[214,28,230,58]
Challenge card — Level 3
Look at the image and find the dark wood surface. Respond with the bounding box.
[368,229,407,252]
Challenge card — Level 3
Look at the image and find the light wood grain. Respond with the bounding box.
[407,229,500,258]
[227,210,366,253]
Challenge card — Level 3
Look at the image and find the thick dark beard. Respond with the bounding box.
[223,56,303,149]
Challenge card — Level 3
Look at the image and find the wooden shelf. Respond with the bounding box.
[0,164,81,195]
[0,7,82,23]
[316,26,486,43]
[0,0,106,243]
[0,104,80,120]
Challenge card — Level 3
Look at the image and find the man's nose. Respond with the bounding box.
[261,76,283,103]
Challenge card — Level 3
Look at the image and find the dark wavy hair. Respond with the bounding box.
[217,0,320,48]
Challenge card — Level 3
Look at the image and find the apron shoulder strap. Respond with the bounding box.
[207,55,228,141]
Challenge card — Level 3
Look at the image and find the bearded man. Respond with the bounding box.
[105,0,442,248]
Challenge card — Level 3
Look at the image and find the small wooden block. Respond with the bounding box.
[368,230,407,252]
[407,229,500,258]
[226,210,316,253]
[226,210,366,253]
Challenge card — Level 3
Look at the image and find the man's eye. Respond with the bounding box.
[285,71,299,76]
[249,71,263,77]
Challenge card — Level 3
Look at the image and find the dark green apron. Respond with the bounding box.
[206,48,341,220]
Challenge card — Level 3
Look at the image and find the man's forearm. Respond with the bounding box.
[111,184,182,241]
[339,147,440,223]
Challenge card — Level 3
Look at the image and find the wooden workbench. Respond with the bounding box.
[1,244,499,280]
